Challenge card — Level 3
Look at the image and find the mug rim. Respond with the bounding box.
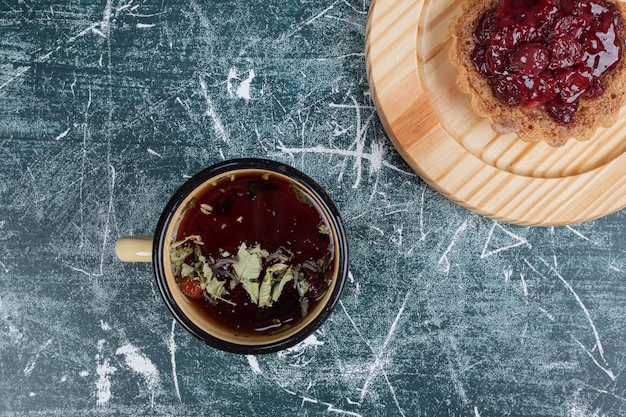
[152,158,349,354]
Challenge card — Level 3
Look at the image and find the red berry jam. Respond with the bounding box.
[471,0,625,125]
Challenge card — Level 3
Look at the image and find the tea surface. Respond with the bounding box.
[170,171,335,335]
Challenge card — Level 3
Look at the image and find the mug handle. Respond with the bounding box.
[115,236,153,262]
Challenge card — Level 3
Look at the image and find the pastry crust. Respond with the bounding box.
[448,0,626,147]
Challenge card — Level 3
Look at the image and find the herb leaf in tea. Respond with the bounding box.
[232,243,263,282]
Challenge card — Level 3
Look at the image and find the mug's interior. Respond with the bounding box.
[161,168,341,347]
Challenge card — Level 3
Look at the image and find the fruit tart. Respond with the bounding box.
[449,0,626,146]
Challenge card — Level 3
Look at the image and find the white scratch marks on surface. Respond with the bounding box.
[342,299,407,414]
[54,127,71,141]
[339,0,369,14]
[115,344,160,388]
[302,395,318,405]
[346,96,369,189]
[566,225,591,241]
[543,361,578,370]
[444,335,469,405]
[95,339,116,406]
[278,334,324,361]
[390,225,403,247]
[136,23,156,28]
[608,250,626,273]
[247,355,262,374]
[95,359,116,406]
[504,267,513,282]
[567,398,605,417]
[0,66,30,92]
[77,87,92,252]
[199,76,232,146]
[127,9,166,18]
[67,22,101,42]
[227,68,255,100]
[81,164,116,277]
[382,371,407,417]
[147,148,162,158]
[538,306,556,322]
[168,320,181,402]
[26,166,35,182]
[236,69,255,100]
[481,221,531,259]
[574,339,616,381]
[37,46,61,62]
[418,185,431,241]
[115,343,160,406]
[581,383,626,404]
[92,27,107,38]
[520,273,528,301]
[275,381,363,417]
[23,338,53,376]
[318,52,366,60]
[324,14,364,29]
[175,96,188,109]
[95,370,114,406]
[274,95,412,184]
[323,402,363,416]
[227,68,238,97]
[31,0,133,69]
[189,0,213,31]
[474,406,482,417]
[275,141,407,178]
[340,301,374,350]
[100,0,113,35]
[357,290,410,417]
[369,226,384,236]
[438,219,470,273]
[525,258,614,379]
[328,103,376,110]
[70,77,77,97]
[282,0,342,39]
[537,257,608,364]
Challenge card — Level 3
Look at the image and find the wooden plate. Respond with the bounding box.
[365,0,626,226]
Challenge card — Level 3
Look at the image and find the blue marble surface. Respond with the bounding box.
[0,0,625,416]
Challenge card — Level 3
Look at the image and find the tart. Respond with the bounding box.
[449,0,626,146]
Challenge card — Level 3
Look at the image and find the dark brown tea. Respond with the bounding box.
[169,170,336,336]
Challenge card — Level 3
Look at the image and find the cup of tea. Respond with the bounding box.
[115,158,349,354]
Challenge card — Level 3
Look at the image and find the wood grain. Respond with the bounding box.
[365,0,626,226]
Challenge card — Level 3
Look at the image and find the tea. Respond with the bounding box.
[169,170,336,336]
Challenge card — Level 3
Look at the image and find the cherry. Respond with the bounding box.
[485,23,541,73]
[471,46,491,77]
[509,42,550,75]
[470,0,625,125]
[556,68,592,103]
[492,74,526,105]
[552,15,586,39]
[530,71,559,103]
[545,99,579,124]
[548,34,584,69]
[584,76,606,98]
[473,12,496,45]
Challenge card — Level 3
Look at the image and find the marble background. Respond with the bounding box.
[1,0,625,416]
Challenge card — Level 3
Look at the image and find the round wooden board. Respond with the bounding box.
[365,0,626,226]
